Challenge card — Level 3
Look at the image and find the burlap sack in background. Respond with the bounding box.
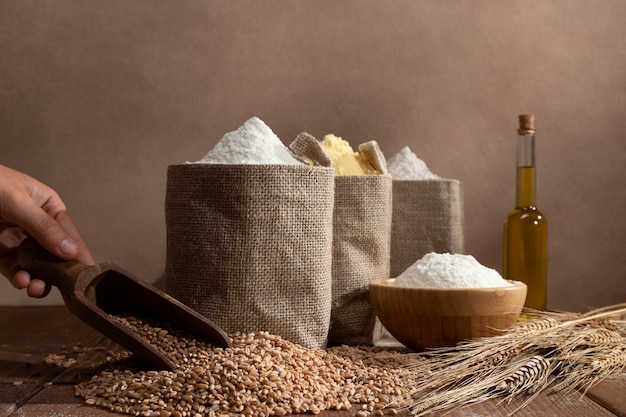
[389,179,465,278]
[165,164,335,349]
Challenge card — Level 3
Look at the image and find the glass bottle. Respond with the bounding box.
[503,114,548,310]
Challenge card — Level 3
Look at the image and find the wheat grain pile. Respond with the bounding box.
[75,316,428,417]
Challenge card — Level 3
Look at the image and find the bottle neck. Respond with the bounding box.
[515,133,536,208]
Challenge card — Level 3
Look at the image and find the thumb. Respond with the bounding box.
[10,199,79,260]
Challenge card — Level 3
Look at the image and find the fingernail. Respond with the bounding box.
[58,239,79,256]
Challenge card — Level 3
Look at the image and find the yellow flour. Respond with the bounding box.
[320,134,379,175]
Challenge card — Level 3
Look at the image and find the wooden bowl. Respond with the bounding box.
[369,278,527,351]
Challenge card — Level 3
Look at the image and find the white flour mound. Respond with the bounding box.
[394,253,513,288]
[192,117,303,165]
[386,146,440,180]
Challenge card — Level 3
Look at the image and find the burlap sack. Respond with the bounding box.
[290,133,393,346]
[327,174,393,346]
[165,164,334,349]
[389,179,465,278]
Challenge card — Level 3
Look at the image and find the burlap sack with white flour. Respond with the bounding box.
[389,179,465,278]
[165,164,334,349]
[291,134,393,346]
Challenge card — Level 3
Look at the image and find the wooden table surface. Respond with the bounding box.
[1,306,624,417]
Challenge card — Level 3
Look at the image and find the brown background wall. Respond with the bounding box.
[1,1,624,311]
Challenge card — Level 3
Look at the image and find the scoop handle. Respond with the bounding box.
[18,237,91,298]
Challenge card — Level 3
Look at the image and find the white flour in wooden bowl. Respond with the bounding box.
[394,252,513,288]
[191,116,303,165]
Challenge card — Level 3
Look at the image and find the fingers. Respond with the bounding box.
[26,278,51,298]
[0,226,26,280]
[10,196,79,261]
[54,210,95,266]
[28,180,94,266]
[0,170,77,262]
[0,166,95,298]
[4,205,95,281]
[0,213,87,298]
[0,229,49,297]
[10,269,30,290]
[10,271,51,298]
[4,181,93,265]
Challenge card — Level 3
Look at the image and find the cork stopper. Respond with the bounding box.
[518,114,536,135]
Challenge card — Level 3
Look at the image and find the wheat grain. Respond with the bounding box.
[76,315,428,417]
[496,355,552,396]
[513,316,561,336]
[551,344,626,395]
[578,327,624,346]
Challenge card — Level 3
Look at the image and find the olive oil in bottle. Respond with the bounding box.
[503,114,548,310]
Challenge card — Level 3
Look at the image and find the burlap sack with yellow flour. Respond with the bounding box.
[291,133,392,346]
[389,179,465,278]
[165,163,334,349]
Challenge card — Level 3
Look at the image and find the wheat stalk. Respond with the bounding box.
[404,303,626,416]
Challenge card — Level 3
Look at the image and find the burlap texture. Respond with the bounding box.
[290,132,333,167]
[327,174,393,346]
[165,164,335,349]
[390,179,465,278]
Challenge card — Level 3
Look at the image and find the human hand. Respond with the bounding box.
[0,165,94,297]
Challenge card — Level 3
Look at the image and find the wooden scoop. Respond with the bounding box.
[18,237,231,370]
